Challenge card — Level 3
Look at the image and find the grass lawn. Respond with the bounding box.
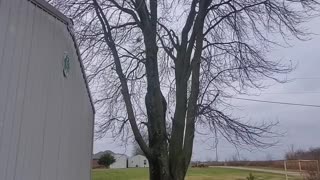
[92,167,302,180]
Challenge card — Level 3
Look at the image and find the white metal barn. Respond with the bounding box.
[0,0,94,180]
[128,155,149,168]
[110,154,128,169]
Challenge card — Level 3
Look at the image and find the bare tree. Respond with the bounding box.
[50,0,319,179]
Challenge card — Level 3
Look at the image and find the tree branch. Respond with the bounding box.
[92,0,151,157]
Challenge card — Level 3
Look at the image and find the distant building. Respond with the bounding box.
[92,150,115,169]
[128,155,149,168]
[92,159,103,169]
[110,154,128,169]
[92,150,128,169]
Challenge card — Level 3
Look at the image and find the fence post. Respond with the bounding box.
[299,160,302,173]
[284,160,288,180]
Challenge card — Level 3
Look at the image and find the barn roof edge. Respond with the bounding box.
[28,0,73,25]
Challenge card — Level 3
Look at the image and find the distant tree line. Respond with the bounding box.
[286,147,320,161]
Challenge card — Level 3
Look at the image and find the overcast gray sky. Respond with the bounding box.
[93,15,320,161]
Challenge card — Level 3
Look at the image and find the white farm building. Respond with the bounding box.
[128,155,149,168]
[93,151,128,169]
[0,0,94,180]
[93,151,150,169]
[110,154,128,169]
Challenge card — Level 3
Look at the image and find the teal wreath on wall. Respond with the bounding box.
[63,53,70,78]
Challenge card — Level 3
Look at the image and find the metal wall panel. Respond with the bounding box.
[0,0,94,180]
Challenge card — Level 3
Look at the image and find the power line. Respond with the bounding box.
[231,97,320,108]
[292,77,320,80]
[260,91,320,95]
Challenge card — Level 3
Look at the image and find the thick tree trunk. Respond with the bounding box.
[148,157,187,180]
[169,165,188,180]
[148,156,171,180]
[145,91,173,180]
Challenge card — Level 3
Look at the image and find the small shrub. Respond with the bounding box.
[198,164,208,168]
[246,173,256,180]
[98,153,116,168]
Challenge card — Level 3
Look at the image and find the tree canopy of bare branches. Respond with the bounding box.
[50,0,319,179]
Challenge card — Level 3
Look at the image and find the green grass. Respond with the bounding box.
[92,167,302,180]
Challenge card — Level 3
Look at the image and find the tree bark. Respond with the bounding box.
[149,157,187,180]
[148,154,172,180]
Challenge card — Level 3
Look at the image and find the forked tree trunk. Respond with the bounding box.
[92,1,197,180]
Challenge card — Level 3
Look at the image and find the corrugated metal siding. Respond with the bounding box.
[0,0,94,180]
[128,155,149,168]
[110,155,128,169]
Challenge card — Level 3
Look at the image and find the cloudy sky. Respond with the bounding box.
[93,15,320,162]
